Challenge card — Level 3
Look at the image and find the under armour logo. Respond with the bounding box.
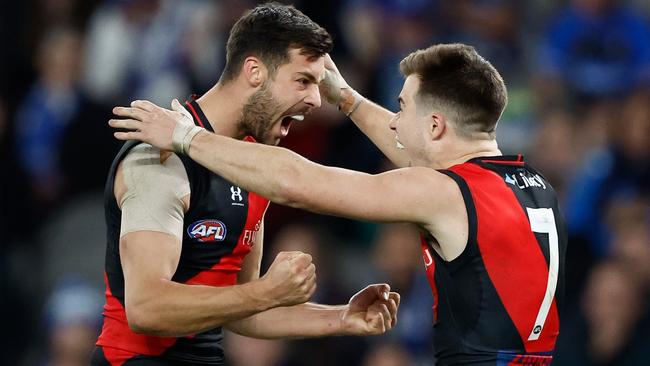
[230,186,243,202]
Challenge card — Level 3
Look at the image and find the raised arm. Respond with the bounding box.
[320,55,410,168]
[115,145,317,337]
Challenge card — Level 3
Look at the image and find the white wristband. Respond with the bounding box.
[172,123,204,154]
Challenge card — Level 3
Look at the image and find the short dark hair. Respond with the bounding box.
[220,3,333,83]
[400,44,507,139]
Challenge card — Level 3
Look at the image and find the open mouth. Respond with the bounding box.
[279,115,305,137]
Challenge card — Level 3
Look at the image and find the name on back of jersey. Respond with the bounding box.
[504,171,546,190]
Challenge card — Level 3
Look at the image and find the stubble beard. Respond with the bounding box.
[240,81,282,145]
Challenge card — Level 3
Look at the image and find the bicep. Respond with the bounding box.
[115,145,190,295]
[120,231,182,286]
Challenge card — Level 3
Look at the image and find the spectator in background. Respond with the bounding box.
[263,223,370,366]
[528,110,578,198]
[82,0,234,106]
[370,224,433,362]
[343,0,440,111]
[361,342,414,366]
[554,260,650,366]
[442,0,522,82]
[536,0,650,106]
[565,89,650,258]
[605,196,650,288]
[14,27,84,205]
[41,279,103,366]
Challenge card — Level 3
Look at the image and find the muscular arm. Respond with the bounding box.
[110,100,467,257]
[116,146,292,337]
[120,231,276,337]
[188,131,455,226]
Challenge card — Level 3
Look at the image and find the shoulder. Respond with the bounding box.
[121,144,187,180]
[385,166,464,218]
[115,143,190,205]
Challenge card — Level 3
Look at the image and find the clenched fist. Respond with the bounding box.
[259,251,317,307]
[340,284,400,336]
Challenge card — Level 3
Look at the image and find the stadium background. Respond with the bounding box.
[1,0,649,365]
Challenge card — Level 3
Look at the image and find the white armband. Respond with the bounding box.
[119,144,191,239]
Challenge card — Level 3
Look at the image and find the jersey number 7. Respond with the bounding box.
[525,207,559,341]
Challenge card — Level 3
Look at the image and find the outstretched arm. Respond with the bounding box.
[320,54,410,168]
[110,100,458,226]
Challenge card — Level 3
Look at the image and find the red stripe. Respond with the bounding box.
[507,354,553,365]
[480,160,525,166]
[450,163,559,353]
[97,274,177,362]
[420,235,438,321]
[186,192,269,286]
[185,100,205,128]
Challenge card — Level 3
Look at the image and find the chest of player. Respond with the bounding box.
[172,164,268,284]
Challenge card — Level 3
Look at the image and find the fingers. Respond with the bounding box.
[108,118,143,131]
[113,131,143,141]
[386,296,398,328]
[131,99,157,112]
[389,292,401,308]
[375,283,391,301]
[113,106,149,121]
[274,250,302,261]
[291,252,313,268]
[304,263,316,278]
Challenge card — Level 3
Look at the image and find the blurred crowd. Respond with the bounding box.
[1,0,649,365]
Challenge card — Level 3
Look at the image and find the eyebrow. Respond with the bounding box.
[296,71,320,84]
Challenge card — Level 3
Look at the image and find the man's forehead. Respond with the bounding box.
[284,48,326,80]
[400,75,420,102]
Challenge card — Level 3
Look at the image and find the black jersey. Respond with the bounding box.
[420,155,567,365]
[94,98,269,365]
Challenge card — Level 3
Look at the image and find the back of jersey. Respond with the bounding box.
[421,155,567,365]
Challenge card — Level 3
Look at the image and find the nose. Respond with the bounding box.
[305,84,322,108]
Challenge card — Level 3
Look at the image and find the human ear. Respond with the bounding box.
[243,57,267,87]
[430,113,446,141]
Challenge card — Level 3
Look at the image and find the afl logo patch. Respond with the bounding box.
[188,220,227,242]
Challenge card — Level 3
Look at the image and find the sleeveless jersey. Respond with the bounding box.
[94,98,269,365]
[420,155,567,365]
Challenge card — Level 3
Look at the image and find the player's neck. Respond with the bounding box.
[195,82,249,140]
[439,138,502,169]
